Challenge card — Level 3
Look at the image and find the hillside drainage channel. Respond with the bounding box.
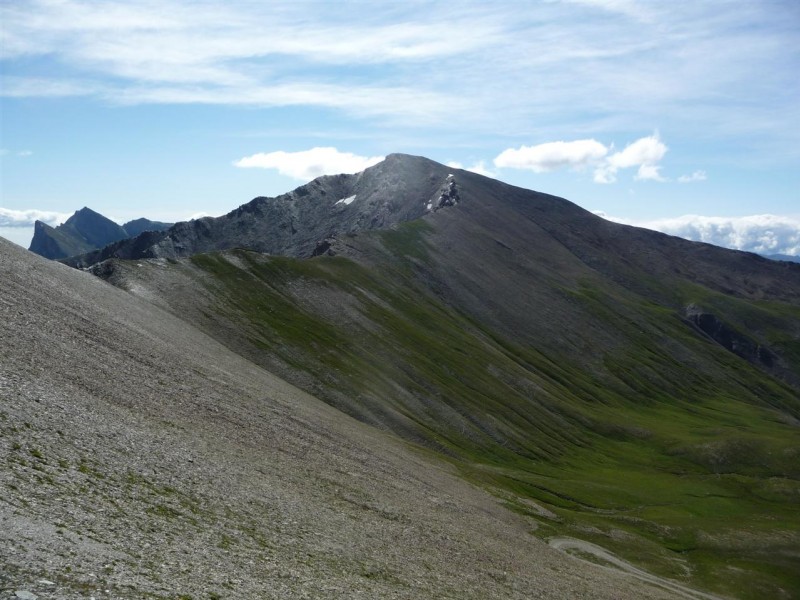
[547,537,724,600]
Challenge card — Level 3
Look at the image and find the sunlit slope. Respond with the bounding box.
[101,208,800,599]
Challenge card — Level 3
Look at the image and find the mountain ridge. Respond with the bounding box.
[67,154,800,304]
[29,207,172,260]
[66,154,461,266]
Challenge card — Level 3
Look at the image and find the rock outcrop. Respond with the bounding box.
[685,303,778,368]
[29,207,171,260]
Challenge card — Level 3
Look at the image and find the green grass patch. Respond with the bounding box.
[182,246,800,599]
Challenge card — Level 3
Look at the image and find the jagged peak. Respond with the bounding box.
[72,206,104,218]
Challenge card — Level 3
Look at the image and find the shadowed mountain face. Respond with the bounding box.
[29,207,171,260]
[66,155,463,267]
[121,217,174,238]
[21,154,800,598]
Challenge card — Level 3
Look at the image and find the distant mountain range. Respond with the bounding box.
[7,154,800,598]
[28,207,172,260]
[765,253,800,263]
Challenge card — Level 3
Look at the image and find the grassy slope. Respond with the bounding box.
[141,218,800,599]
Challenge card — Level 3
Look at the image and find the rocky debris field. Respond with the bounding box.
[0,237,680,599]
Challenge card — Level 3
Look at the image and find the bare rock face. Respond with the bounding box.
[29,207,171,260]
[685,304,777,368]
[432,173,460,210]
[29,208,128,259]
[64,154,461,267]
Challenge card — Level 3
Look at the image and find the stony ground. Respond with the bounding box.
[1,237,685,599]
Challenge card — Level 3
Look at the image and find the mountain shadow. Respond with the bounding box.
[29,207,171,260]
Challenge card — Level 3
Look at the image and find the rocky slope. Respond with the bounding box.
[0,237,690,599]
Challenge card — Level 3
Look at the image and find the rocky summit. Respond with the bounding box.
[29,207,171,260]
[65,154,465,266]
[4,154,800,599]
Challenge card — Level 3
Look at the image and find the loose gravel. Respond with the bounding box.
[1,238,680,599]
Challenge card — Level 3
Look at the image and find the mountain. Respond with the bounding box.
[122,217,174,238]
[29,207,125,259]
[28,207,171,260]
[11,154,800,598]
[1,238,676,599]
[765,253,800,263]
[65,155,462,267]
[78,154,800,599]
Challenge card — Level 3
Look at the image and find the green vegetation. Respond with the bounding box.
[186,232,800,600]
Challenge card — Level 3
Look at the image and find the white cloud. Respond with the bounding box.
[446,160,495,178]
[0,76,100,98]
[634,163,666,182]
[0,208,70,228]
[1,3,499,67]
[594,134,668,183]
[678,170,707,183]
[494,139,607,173]
[608,135,667,168]
[107,81,462,122]
[494,134,668,183]
[233,147,384,180]
[598,212,800,256]
[559,0,656,22]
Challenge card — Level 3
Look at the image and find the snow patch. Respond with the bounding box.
[335,195,357,206]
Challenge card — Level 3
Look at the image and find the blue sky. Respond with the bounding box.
[1,0,799,254]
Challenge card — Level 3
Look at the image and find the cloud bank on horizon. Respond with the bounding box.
[0,208,70,228]
[598,213,800,257]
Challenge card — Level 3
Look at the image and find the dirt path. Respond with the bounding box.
[548,537,726,600]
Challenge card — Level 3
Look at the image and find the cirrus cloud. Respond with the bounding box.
[233,147,384,180]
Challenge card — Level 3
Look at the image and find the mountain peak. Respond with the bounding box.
[65,155,463,267]
[74,206,101,216]
[29,207,171,260]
